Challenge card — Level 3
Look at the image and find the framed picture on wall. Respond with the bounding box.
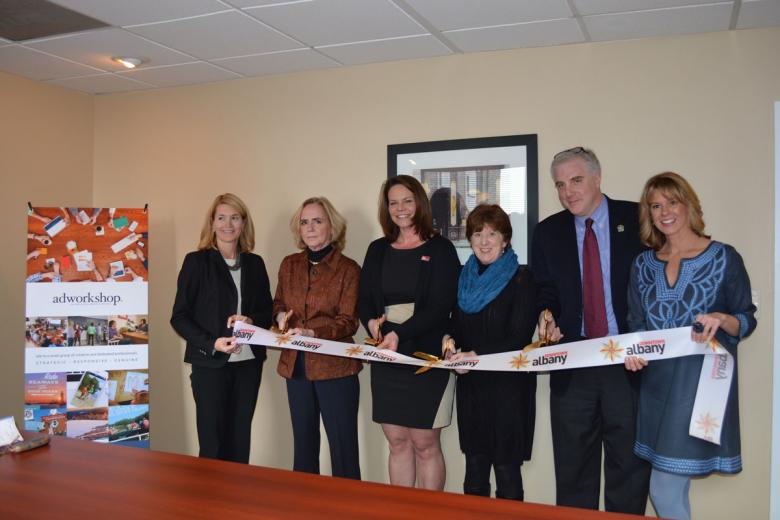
[388,134,538,265]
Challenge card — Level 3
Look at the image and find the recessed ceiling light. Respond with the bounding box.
[112,56,143,69]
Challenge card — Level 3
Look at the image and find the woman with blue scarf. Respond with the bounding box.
[443,204,537,501]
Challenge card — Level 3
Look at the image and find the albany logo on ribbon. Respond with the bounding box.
[449,359,480,370]
[231,321,734,446]
[627,339,666,356]
[509,353,530,369]
[600,339,624,361]
[694,411,720,441]
[532,350,569,367]
[233,328,256,341]
[291,339,323,351]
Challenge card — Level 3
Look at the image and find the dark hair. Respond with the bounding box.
[378,175,434,242]
[466,204,512,242]
[639,171,709,250]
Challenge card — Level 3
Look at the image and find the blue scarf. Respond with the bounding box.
[458,247,519,314]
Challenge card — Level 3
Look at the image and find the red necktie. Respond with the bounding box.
[583,218,608,338]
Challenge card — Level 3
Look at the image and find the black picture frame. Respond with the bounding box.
[388,134,538,265]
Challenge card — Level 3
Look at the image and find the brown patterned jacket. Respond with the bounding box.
[274,248,363,380]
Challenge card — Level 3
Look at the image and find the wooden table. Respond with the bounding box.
[0,435,642,519]
[27,207,148,282]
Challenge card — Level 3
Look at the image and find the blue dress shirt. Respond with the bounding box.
[574,195,618,337]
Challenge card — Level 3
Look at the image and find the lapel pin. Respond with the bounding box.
[421,255,430,262]
[617,224,624,233]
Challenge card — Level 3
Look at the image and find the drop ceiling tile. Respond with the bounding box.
[246,0,425,46]
[213,48,338,76]
[48,0,230,27]
[318,35,451,65]
[444,18,584,52]
[27,28,193,72]
[404,0,572,31]
[584,3,733,41]
[128,10,302,60]
[228,0,304,6]
[737,0,780,29]
[48,73,151,94]
[573,0,730,16]
[118,61,242,87]
[0,44,102,80]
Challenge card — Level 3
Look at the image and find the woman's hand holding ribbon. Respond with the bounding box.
[377,330,399,352]
[449,350,477,374]
[214,336,242,355]
[227,314,252,328]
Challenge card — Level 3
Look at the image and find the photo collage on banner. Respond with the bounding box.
[24,207,150,447]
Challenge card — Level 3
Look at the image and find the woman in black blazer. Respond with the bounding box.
[171,193,272,463]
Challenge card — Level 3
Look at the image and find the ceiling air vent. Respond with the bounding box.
[0,0,108,42]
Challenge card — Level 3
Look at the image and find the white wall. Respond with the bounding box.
[0,71,93,424]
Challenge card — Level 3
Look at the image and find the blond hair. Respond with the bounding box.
[289,196,347,251]
[639,172,709,250]
[197,193,255,252]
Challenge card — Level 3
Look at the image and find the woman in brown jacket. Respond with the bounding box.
[274,196,362,479]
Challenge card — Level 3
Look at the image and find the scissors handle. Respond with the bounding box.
[412,351,441,375]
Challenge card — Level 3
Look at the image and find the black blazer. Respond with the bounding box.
[171,248,273,368]
[530,196,643,342]
[357,235,460,357]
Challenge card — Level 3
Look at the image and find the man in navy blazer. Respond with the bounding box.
[531,147,649,514]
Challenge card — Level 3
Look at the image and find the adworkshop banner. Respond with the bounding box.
[24,206,150,447]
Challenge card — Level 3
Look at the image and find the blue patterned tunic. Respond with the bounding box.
[627,241,756,476]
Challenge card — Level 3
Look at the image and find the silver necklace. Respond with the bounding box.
[221,249,242,271]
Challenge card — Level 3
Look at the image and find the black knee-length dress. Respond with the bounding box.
[358,235,460,429]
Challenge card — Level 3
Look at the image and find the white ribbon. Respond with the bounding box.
[233,322,731,444]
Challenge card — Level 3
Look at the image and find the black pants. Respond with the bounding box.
[463,453,524,500]
[190,358,263,463]
[286,353,360,479]
[550,365,649,514]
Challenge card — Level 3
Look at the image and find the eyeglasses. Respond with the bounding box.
[554,146,586,159]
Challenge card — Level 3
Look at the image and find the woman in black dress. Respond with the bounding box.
[358,175,460,490]
[444,204,537,501]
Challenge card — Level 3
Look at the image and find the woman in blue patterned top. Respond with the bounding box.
[624,172,756,520]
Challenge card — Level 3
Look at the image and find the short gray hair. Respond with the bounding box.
[550,146,601,177]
